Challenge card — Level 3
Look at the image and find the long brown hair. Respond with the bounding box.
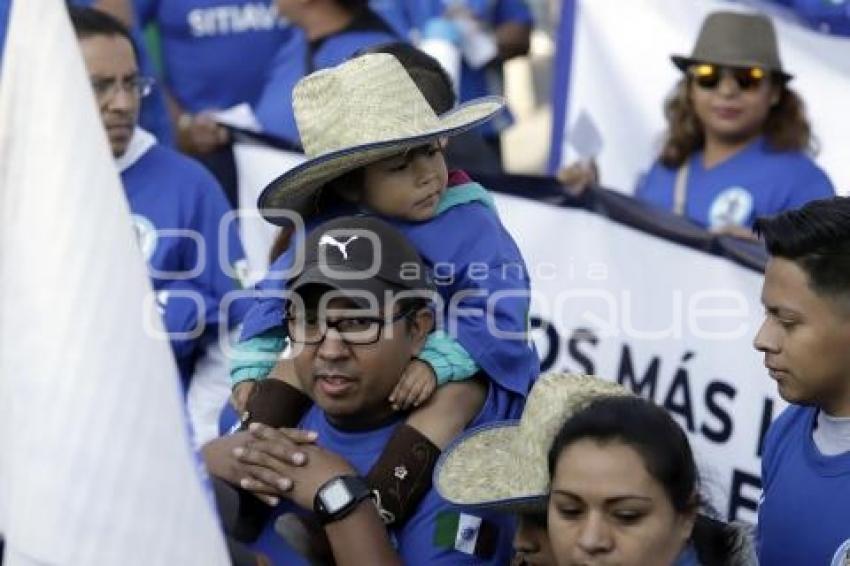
[659,76,816,168]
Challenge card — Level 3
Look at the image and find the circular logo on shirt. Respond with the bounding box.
[131,214,157,262]
[708,187,754,229]
[831,539,850,566]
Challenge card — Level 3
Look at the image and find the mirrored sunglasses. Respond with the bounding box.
[689,64,767,91]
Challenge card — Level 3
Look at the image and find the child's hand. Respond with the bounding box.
[389,359,437,411]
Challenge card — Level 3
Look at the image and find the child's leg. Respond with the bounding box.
[240,359,314,429]
[366,378,487,526]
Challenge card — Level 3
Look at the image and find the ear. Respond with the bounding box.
[407,308,435,355]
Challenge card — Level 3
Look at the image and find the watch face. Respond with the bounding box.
[320,478,351,514]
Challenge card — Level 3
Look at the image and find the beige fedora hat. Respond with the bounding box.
[434,373,632,513]
[257,53,504,225]
[671,11,792,80]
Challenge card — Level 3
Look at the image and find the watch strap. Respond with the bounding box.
[313,475,373,525]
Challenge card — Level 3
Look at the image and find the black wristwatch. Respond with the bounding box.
[313,475,373,525]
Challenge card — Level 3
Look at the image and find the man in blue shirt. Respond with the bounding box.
[753,197,850,565]
[204,216,520,565]
[70,6,250,443]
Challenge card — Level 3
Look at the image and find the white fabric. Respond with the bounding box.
[187,329,240,448]
[0,1,229,563]
[232,141,305,284]
[115,127,156,173]
[814,411,850,457]
[559,0,850,195]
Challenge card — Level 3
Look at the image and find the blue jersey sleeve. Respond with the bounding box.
[778,160,835,211]
[187,167,250,328]
[239,239,299,342]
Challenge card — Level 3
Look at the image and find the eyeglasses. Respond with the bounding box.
[90,76,155,101]
[689,64,767,91]
[286,308,414,346]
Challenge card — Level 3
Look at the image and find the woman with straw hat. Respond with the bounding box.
[436,373,755,565]
[560,11,834,237]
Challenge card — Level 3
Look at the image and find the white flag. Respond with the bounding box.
[0,0,230,564]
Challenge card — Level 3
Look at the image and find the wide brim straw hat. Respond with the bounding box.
[434,373,632,513]
[258,53,504,225]
[671,11,792,81]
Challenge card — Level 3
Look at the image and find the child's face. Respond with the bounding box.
[362,141,449,222]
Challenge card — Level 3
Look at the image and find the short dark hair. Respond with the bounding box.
[755,197,850,298]
[67,5,139,61]
[357,42,456,114]
[548,396,742,566]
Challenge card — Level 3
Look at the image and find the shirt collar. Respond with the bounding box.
[115,127,156,173]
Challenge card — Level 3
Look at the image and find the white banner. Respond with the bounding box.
[555,0,850,195]
[0,0,229,562]
[495,192,782,523]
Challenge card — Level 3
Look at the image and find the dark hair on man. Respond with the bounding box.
[357,42,456,114]
[67,5,139,60]
[548,396,745,566]
[755,197,850,298]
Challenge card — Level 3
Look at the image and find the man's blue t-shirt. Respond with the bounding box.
[122,136,250,379]
[635,138,835,229]
[237,382,523,565]
[253,8,398,145]
[138,0,292,112]
[757,404,850,566]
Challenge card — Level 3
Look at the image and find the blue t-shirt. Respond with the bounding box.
[138,0,292,112]
[240,180,538,397]
[123,141,251,379]
[757,405,850,566]
[635,138,835,229]
[222,382,522,565]
[414,0,533,137]
[253,8,398,145]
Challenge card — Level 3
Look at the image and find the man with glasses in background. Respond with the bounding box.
[70,6,250,447]
[203,216,518,565]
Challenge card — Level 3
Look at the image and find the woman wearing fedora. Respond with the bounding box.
[560,11,834,237]
[436,373,756,566]
[635,10,834,236]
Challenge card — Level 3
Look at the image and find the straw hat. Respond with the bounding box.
[257,53,504,225]
[671,11,792,81]
[434,373,632,513]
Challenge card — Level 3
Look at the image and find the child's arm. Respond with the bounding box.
[238,358,313,430]
[366,377,487,527]
[388,330,479,411]
[229,327,287,411]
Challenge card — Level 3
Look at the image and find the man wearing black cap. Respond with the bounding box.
[204,216,516,565]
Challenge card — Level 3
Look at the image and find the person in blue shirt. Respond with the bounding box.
[203,216,519,565]
[227,52,537,554]
[635,11,834,236]
[412,0,533,171]
[70,6,250,443]
[253,0,399,146]
[135,0,290,151]
[753,197,850,566]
